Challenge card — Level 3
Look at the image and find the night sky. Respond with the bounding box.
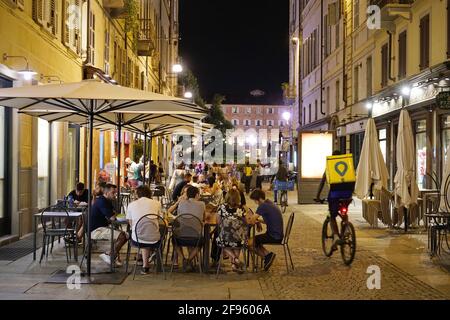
[179,0,289,105]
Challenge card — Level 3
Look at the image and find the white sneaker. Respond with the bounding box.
[99,253,111,264]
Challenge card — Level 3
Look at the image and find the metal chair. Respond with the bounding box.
[126,214,168,280]
[169,214,204,275]
[253,212,295,273]
[39,206,76,264]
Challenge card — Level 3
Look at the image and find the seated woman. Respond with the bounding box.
[216,189,247,274]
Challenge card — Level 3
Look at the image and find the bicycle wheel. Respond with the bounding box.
[280,191,288,213]
[321,217,334,257]
[340,222,356,265]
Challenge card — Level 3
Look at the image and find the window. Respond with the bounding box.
[351,132,364,168]
[33,0,59,35]
[314,100,318,121]
[379,129,387,162]
[367,56,372,97]
[232,119,239,126]
[398,31,407,79]
[381,43,389,87]
[420,14,430,70]
[442,115,450,168]
[303,107,306,125]
[38,119,50,209]
[246,107,252,114]
[354,66,359,103]
[353,0,360,30]
[267,108,274,114]
[88,10,95,65]
[267,120,273,127]
[448,0,450,58]
[232,106,239,114]
[415,120,427,189]
[308,104,311,123]
[0,107,4,225]
[104,29,110,75]
[279,120,285,127]
[63,0,81,54]
[256,107,262,114]
[326,86,330,114]
[256,120,262,127]
[336,80,340,112]
[335,20,340,49]
[245,120,251,126]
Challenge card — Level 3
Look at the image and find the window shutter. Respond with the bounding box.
[62,0,70,47]
[50,0,58,35]
[33,0,44,25]
[17,0,24,10]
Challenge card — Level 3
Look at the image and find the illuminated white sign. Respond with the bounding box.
[301,133,333,179]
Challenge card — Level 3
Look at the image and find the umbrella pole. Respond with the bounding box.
[117,121,122,209]
[143,127,147,186]
[404,207,408,232]
[87,110,94,277]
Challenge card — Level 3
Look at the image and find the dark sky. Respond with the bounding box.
[179,0,289,105]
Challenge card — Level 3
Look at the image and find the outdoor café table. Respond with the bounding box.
[33,210,84,261]
[110,216,130,273]
[203,213,218,272]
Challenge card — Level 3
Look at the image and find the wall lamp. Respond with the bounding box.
[3,53,37,80]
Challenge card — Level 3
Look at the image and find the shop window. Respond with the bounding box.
[38,119,50,209]
[441,116,450,176]
[0,107,4,222]
[415,120,427,189]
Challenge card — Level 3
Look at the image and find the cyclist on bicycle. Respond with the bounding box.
[315,150,355,250]
[271,159,288,204]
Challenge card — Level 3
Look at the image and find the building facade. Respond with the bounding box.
[292,0,450,202]
[222,104,295,166]
[0,0,179,242]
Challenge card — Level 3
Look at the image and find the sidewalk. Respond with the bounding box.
[0,190,448,300]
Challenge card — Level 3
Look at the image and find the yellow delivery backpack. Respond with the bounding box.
[325,154,356,185]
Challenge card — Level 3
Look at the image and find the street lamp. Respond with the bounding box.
[282,111,291,123]
[184,91,193,99]
[3,54,37,80]
[172,64,183,74]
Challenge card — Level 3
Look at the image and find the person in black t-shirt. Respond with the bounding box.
[68,182,89,204]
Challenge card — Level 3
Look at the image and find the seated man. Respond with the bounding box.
[126,185,163,275]
[68,182,89,204]
[172,173,192,202]
[90,183,129,266]
[247,189,284,271]
[173,186,207,271]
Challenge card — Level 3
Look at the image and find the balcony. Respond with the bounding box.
[370,0,413,28]
[137,19,157,56]
[103,0,126,18]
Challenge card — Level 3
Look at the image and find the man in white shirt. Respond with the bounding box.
[126,185,163,275]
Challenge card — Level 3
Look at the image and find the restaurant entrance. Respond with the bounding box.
[0,76,12,236]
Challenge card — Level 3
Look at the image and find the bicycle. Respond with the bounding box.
[274,179,295,214]
[316,198,356,265]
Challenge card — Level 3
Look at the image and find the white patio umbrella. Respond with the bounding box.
[355,118,389,199]
[0,79,207,278]
[394,109,419,232]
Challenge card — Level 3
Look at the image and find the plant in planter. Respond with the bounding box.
[124,0,140,52]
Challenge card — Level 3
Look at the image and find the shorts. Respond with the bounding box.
[173,237,205,247]
[328,191,353,218]
[131,239,161,249]
[91,227,121,241]
[254,233,282,247]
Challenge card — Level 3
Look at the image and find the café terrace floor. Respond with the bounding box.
[0,191,449,300]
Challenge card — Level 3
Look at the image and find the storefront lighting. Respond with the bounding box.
[366,102,373,110]
[184,91,193,99]
[401,86,411,96]
[3,53,38,80]
[172,64,183,74]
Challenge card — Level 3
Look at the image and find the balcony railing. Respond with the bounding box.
[369,0,414,9]
[137,18,157,56]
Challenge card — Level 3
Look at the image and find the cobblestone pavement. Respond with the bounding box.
[258,209,448,300]
[0,195,449,300]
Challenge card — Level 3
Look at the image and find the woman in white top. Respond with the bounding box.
[169,163,186,192]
